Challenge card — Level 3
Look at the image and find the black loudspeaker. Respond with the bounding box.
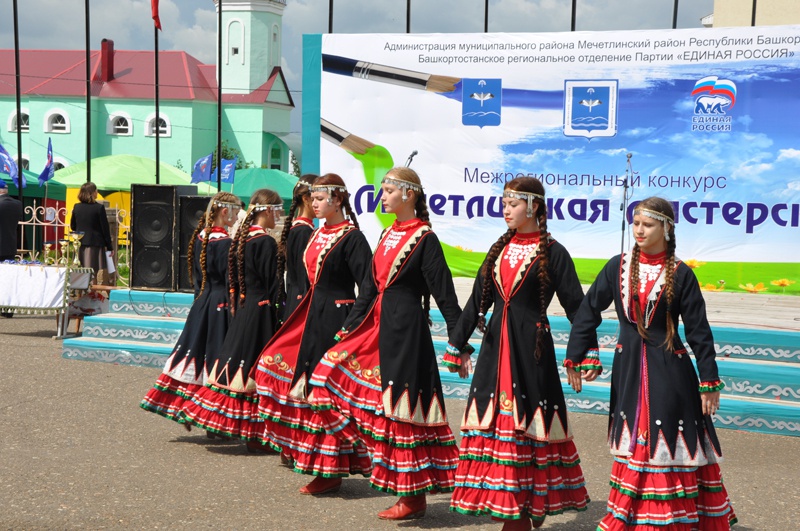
[131,184,197,291]
[177,195,212,292]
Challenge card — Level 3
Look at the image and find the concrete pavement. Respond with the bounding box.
[1,315,798,530]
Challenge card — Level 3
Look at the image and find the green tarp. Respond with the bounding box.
[2,169,67,201]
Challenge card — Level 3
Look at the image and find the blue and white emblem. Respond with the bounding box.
[563,80,618,138]
[462,78,502,128]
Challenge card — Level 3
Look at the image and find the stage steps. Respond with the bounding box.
[61,291,800,437]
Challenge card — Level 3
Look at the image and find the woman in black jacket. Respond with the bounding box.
[70,182,112,277]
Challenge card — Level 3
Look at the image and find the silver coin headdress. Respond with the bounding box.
[503,190,544,218]
[382,175,424,202]
[634,206,675,241]
[310,183,348,205]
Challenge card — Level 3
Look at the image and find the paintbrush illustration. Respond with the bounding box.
[322,54,460,94]
[321,119,376,155]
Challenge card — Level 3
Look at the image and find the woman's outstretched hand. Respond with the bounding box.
[701,390,720,416]
[567,369,600,393]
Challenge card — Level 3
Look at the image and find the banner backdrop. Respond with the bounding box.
[304,25,800,294]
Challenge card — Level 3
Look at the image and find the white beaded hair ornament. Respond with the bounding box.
[310,183,348,205]
[634,206,675,241]
[250,203,284,213]
[503,190,544,218]
[382,175,424,203]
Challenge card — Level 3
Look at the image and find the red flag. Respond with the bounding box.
[151,0,161,30]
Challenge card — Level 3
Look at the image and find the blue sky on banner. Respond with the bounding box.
[0,0,714,133]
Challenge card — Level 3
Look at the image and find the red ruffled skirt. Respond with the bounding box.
[140,373,202,426]
[450,412,589,523]
[253,308,372,477]
[181,384,263,441]
[599,438,737,530]
[309,314,459,496]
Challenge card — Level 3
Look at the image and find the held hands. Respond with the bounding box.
[446,353,472,379]
[566,369,601,393]
[701,390,721,416]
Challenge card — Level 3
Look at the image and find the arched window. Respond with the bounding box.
[269,144,282,169]
[226,18,246,65]
[107,112,133,136]
[18,156,29,171]
[54,162,66,171]
[44,109,70,133]
[145,113,171,137]
[7,110,29,133]
[272,24,280,67]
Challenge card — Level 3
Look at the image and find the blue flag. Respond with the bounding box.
[191,153,213,183]
[211,155,237,184]
[0,143,23,189]
[38,138,55,186]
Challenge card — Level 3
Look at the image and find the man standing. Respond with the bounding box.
[0,180,23,317]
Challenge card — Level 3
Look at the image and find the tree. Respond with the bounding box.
[212,140,247,171]
[289,151,300,176]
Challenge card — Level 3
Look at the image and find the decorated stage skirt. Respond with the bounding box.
[450,412,589,524]
[598,436,737,530]
[140,373,202,425]
[308,308,459,496]
[181,384,264,441]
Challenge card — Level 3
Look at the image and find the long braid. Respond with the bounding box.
[227,218,240,312]
[477,229,514,333]
[342,196,360,230]
[630,244,649,341]
[415,192,431,227]
[187,216,205,288]
[236,209,256,310]
[276,199,299,308]
[662,229,677,351]
[198,207,214,297]
[534,204,550,361]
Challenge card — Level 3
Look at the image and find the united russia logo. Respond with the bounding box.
[691,75,737,132]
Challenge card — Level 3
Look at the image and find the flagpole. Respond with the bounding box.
[216,0,223,192]
[12,0,23,202]
[154,24,161,184]
[85,0,92,183]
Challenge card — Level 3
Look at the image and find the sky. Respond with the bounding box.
[0,0,715,135]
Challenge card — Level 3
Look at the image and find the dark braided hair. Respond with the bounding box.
[276,174,316,309]
[315,173,360,229]
[630,197,677,351]
[189,191,239,299]
[229,189,282,313]
[477,229,514,333]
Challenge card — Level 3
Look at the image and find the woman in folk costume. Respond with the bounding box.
[565,197,737,530]
[309,167,465,520]
[141,192,241,430]
[278,173,317,321]
[253,174,373,485]
[182,189,284,449]
[444,177,594,531]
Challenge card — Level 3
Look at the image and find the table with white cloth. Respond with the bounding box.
[0,262,93,337]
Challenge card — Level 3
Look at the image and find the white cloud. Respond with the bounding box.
[777,148,800,163]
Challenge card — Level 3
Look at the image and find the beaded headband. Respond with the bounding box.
[503,190,544,218]
[634,206,674,241]
[382,176,424,202]
[250,203,284,213]
[309,184,348,205]
[294,180,311,191]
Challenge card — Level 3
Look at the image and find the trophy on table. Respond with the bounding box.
[69,232,84,267]
[43,243,53,265]
[58,239,70,266]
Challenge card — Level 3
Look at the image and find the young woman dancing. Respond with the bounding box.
[182,189,284,448]
[278,174,317,321]
[565,196,737,530]
[140,191,241,430]
[309,167,465,520]
[253,174,373,488]
[445,177,594,530]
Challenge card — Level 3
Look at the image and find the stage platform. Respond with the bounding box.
[62,280,800,437]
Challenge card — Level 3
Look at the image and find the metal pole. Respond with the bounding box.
[571,0,577,31]
[12,0,23,202]
[328,0,333,33]
[406,0,411,33]
[751,0,758,26]
[217,0,223,191]
[672,0,679,29]
[155,26,160,184]
[85,0,92,183]
[484,0,489,32]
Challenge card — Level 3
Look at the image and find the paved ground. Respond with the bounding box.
[1,315,799,530]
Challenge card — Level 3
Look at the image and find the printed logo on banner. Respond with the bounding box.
[691,76,737,132]
[462,78,502,127]
[563,80,618,138]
